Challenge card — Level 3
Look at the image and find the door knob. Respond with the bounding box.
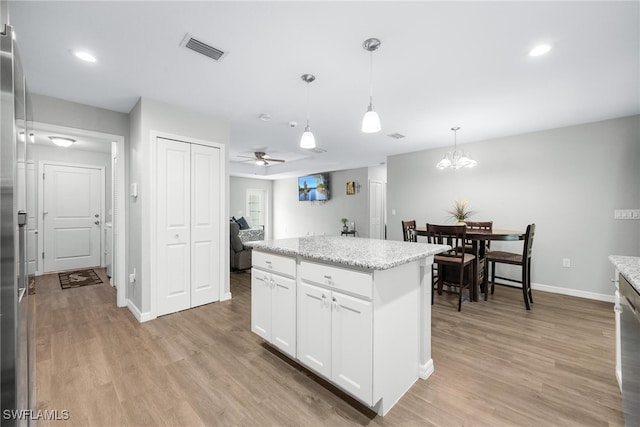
[94,220,100,225]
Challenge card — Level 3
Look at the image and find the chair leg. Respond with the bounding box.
[522,263,531,310]
[527,258,533,304]
[431,271,435,306]
[490,261,496,294]
[457,265,464,312]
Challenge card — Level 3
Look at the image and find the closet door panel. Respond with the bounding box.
[190,143,221,307]
[157,138,191,316]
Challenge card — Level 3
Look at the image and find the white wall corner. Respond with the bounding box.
[127,299,155,322]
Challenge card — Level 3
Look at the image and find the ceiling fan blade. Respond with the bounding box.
[266,158,285,163]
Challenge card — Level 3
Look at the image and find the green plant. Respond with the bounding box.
[341,217,348,225]
[447,199,475,221]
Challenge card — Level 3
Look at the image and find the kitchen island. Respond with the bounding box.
[247,236,449,416]
[609,255,640,425]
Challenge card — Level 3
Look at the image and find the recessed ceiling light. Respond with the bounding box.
[73,50,97,63]
[49,136,75,147]
[529,44,552,57]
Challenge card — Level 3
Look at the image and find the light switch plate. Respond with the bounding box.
[614,209,640,220]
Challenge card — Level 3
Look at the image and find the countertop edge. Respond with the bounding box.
[609,255,640,293]
[248,240,449,271]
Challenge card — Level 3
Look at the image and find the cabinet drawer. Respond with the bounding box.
[300,261,372,299]
[253,251,296,278]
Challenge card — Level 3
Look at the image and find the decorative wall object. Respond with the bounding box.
[346,181,355,195]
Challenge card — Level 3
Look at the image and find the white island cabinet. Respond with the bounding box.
[248,236,448,416]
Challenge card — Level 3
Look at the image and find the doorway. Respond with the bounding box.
[33,122,126,307]
[41,162,103,272]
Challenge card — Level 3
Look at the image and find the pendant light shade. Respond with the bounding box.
[300,74,316,149]
[436,127,477,170]
[300,124,316,149]
[362,103,381,133]
[362,38,382,133]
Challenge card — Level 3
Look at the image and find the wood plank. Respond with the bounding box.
[34,269,624,426]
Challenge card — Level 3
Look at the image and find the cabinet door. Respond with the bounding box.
[271,274,296,358]
[251,269,272,341]
[297,281,332,378]
[331,291,373,405]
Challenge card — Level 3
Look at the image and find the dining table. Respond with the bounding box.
[413,226,526,302]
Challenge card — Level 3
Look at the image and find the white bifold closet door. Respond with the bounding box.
[157,137,221,316]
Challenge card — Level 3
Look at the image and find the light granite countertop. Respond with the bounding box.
[609,255,640,293]
[246,235,449,270]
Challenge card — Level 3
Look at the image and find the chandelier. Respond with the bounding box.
[436,127,477,170]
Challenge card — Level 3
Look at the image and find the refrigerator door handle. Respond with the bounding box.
[18,210,27,227]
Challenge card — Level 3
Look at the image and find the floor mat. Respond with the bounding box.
[59,269,103,289]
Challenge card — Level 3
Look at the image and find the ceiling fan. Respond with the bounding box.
[238,151,286,165]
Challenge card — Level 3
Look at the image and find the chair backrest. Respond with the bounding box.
[402,220,417,242]
[523,223,536,260]
[426,224,466,260]
[465,220,493,248]
[465,221,493,231]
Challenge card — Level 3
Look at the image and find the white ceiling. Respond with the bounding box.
[9,1,639,179]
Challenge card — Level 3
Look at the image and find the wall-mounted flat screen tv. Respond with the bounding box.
[298,173,330,201]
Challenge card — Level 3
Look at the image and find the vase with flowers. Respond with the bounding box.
[448,199,475,225]
[341,217,349,232]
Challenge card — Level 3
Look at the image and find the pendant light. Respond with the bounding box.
[300,74,316,149]
[362,38,381,133]
[436,127,477,170]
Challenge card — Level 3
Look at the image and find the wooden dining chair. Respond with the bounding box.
[485,224,536,310]
[401,220,417,242]
[464,221,493,298]
[426,224,476,311]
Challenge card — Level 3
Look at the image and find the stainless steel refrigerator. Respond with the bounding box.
[0,21,35,426]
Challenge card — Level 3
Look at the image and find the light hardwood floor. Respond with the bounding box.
[35,268,624,426]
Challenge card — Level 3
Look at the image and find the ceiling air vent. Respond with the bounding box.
[310,147,327,154]
[387,133,406,140]
[181,33,227,62]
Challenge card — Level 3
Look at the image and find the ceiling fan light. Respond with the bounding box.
[49,136,75,147]
[300,125,316,149]
[362,104,381,133]
[255,159,266,166]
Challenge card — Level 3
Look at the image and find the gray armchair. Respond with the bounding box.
[230,221,252,271]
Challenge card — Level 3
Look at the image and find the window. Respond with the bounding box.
[246,188,266,230]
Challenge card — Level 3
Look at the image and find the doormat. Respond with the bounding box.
[59,269,103,289]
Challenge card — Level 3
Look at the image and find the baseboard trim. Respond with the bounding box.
[127,299,154,322]
[493,280,614,303]
[419,358,434,380]
[221,292,232,301]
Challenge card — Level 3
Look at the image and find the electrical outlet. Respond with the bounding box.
[391,209,396,216]
[562,258,571,268]
[129,267,136,283]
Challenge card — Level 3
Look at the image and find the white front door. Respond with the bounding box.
[43,164,102,272]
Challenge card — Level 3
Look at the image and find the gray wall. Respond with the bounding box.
[387,115,640,298]
[128,97,230,314]
[273,168,371,238]
[31,94,129,139]
[229,176,274,239]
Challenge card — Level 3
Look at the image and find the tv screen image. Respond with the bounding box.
[298,173,330,201]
